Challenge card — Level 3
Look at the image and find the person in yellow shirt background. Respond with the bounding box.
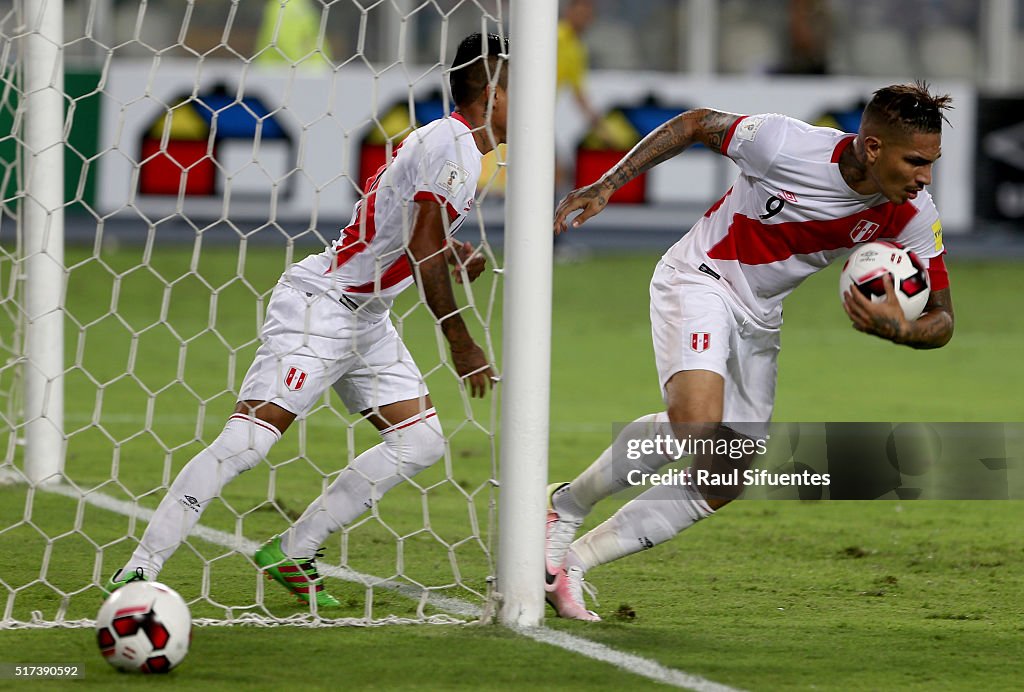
[555,0,612,260]
[256,0,333,71]
[557,0,603,139]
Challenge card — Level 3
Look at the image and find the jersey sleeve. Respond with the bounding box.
[895,191,950,291]
[412,126,478,222]
[723,113,790,179]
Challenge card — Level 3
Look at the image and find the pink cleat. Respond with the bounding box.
[545,483,583,593]
[546,566,601,622]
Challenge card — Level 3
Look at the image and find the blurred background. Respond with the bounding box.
[1,0,1022,249]
[46,0,1020,82]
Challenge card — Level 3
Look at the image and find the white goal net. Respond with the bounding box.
[0,0,514,628]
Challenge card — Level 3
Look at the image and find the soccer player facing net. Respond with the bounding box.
[106,33,509,608]
[545,83,955,620]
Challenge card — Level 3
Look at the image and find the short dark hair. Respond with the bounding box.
[450,33,509,107]
[863,81,953,135]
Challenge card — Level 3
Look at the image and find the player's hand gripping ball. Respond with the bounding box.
[839,241,930,320]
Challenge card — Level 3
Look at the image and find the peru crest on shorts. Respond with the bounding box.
[690,332,711,353]
[284,366,307,391]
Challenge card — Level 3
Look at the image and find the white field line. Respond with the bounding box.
[515,625,746,692]
[18,480,744,692]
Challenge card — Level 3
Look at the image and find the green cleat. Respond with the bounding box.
[103,567,147,596]
[254,536,341,609]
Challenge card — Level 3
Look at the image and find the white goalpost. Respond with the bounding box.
[20,0,64,487]
[0,0,554,629]
[498,0,556,628]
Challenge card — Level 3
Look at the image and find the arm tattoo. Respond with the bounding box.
[407,201,472,349]
[698,109,741,155]
[900,288,955,349]
[603,108,740,189]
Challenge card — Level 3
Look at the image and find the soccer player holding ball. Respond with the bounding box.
[105,33,508,608]
[546,83,955,620]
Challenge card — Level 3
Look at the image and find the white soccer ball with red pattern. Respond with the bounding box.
[839,241,930,320]
[96,581,191,674]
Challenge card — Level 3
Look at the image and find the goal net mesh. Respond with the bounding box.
[0,0,508,628]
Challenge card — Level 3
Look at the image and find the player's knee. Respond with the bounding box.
[665,370,724,424]
[216,414,282,476]
[383,409,446,473]
[667,401,722,425]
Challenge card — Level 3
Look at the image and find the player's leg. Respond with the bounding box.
[109,286,339,591]
[257,391,443,609]
[108,403,292,589]
[545,411,671,582]
[547,373,725,620]
[549,368,723,520]
[565,368,725,560]
[547,263,734,618]
[276,322,444,559]
[557,333,776,622]
[546,264,729,564]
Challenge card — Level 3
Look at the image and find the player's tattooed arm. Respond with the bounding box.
[844,277,954,349]
[603,108,741,188]
[408,200,494,396]
[896,287,954,349]
[554,109,741,233]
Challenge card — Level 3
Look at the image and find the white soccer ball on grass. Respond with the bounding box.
[96,581,192,673]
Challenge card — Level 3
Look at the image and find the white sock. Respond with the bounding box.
[563,412,671,515]
[279,409,445,558]
[120,414,281,579]
[567,480,713,573]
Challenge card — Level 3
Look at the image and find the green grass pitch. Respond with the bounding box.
[1,245,1021,690]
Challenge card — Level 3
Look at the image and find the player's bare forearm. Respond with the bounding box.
[408,200,493,396]
[407,201,473,348]
[555,109,740,233]
[894,288,954,349]
[845,282,954,349]
[601,108,741,190]
[418,256,473,345]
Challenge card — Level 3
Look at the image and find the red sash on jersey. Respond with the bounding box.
[707,202,920,265]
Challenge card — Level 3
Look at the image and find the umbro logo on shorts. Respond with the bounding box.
[690,332,711,353]
[284,366,308,391]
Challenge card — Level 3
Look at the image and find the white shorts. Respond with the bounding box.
[649,260,780,424]
[238,283,427,415]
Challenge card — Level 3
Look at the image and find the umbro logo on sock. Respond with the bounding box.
[638,536,654,549]
[179,495,201,513]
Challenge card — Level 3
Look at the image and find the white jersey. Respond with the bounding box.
[663,114,948,328]
[284,113,482,317]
